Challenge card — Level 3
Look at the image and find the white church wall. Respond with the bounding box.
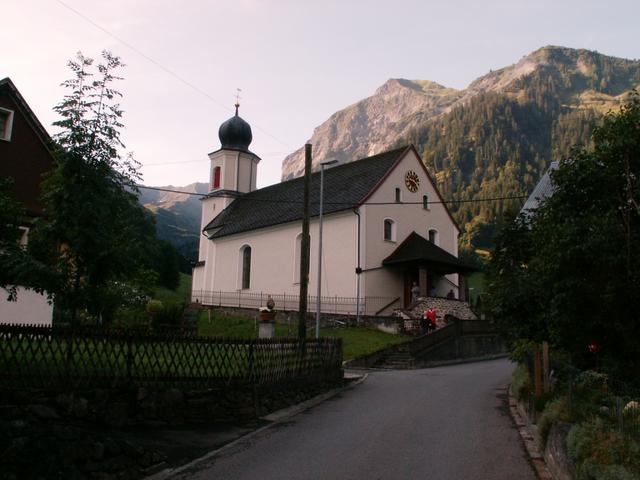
[360,149,461,301]
[206,211,359,300]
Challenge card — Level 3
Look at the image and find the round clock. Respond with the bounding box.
[405,170,420,192]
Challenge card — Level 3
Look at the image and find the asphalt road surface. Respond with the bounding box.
[171,359,536,480]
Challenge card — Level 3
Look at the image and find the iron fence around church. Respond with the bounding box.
[0,323,343,391]
[191,290,398,316]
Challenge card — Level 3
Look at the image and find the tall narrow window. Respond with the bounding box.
[384,219,396,242]
[241,245,251,289]
[428,229,439,245]
[423,195,429,209]
[213,166,221,189]
[395,187,402,203]
[293,233,302,284]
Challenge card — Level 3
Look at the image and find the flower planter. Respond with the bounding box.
[259,311,276,322]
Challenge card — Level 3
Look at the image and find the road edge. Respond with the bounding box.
[145,373,368,480]
[507,386,553,480]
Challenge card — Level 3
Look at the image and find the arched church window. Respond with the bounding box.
[293,233,302,284]
[428,229,439,245]
[240,245,251,289]
[384,219,396,242]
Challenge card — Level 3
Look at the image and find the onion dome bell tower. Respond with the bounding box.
[208,103,261,195]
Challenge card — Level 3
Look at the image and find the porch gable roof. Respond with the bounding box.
[382,231,475,274]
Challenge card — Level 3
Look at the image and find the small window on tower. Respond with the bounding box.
[213,166,221,189]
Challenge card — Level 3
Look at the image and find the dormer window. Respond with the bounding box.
[0,108,14,141]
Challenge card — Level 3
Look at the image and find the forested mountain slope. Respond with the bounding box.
[282,46,640,247]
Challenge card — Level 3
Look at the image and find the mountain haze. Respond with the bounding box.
[281,46,640,246]
[139,182,208,264]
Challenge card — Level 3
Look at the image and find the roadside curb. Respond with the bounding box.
[507,388,553,480]
[145,373,368,480]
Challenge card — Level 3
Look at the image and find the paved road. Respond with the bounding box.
[171,359,536,480]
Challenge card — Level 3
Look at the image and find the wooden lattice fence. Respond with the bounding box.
[0,324,343,390]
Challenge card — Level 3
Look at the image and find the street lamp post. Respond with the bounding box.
[316,159,338,338]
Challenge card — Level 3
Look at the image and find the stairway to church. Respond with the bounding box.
[373,344,415,369]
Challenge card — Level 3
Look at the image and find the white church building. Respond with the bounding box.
[191,107,472,316]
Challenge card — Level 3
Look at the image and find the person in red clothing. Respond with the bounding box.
[426,308,437,331]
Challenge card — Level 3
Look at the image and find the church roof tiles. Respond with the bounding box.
[204,146,410,238]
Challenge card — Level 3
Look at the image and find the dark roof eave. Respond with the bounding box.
[209,206,356,239]
[207,147,261,160]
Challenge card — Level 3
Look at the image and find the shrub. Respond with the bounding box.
[537,398,571,449]
[512,362,532,402]
[567,418,640,480]
[153,302,185,328]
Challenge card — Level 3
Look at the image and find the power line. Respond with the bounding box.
[54,0,291,148]
[136,184,527,206]
[141,151,290,167]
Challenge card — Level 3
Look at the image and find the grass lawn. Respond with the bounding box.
[152,273,192,304]
[198,311,408,361]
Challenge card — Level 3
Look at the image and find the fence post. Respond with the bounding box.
[248,342,255,382]
[126,334,133,383]
[617,397,624,436]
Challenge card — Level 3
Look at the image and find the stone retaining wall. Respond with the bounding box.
[0,379,342,479]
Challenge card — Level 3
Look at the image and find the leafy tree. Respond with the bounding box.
[0,179,53,301]
[488,91,640,380]
[33,51,157,324]
[155,240,181,290]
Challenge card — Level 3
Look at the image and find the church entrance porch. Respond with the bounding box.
[382,231,476,308]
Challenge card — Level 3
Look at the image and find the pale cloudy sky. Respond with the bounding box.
[2,0,639,188]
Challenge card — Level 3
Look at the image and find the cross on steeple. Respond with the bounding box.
[235,88,242,115]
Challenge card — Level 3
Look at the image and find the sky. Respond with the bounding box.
[2,0,639,189]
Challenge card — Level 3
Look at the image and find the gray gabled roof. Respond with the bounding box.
[204,146,411,238]
[521,161,559,215]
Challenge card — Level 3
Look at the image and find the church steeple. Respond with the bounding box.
[218,103,253,153]
[208,100,260,194]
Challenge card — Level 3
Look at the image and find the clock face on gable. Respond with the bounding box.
[405,170,420,192]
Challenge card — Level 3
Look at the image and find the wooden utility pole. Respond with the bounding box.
[542,341,550,394]
[533,343,543,398]
[298,143,312,339]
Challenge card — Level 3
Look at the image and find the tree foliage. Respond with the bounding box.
[487,92,640,380]
[32,52,160,324]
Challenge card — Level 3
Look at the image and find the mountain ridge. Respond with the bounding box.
[281,45,640,181]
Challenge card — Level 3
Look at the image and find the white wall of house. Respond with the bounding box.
[0,288,53,326]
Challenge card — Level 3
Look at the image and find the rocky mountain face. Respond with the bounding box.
[281,46,640,246]
[138,182,208,264]
[281,79,462,179]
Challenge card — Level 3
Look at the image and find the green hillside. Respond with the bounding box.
[403,47,640,248]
